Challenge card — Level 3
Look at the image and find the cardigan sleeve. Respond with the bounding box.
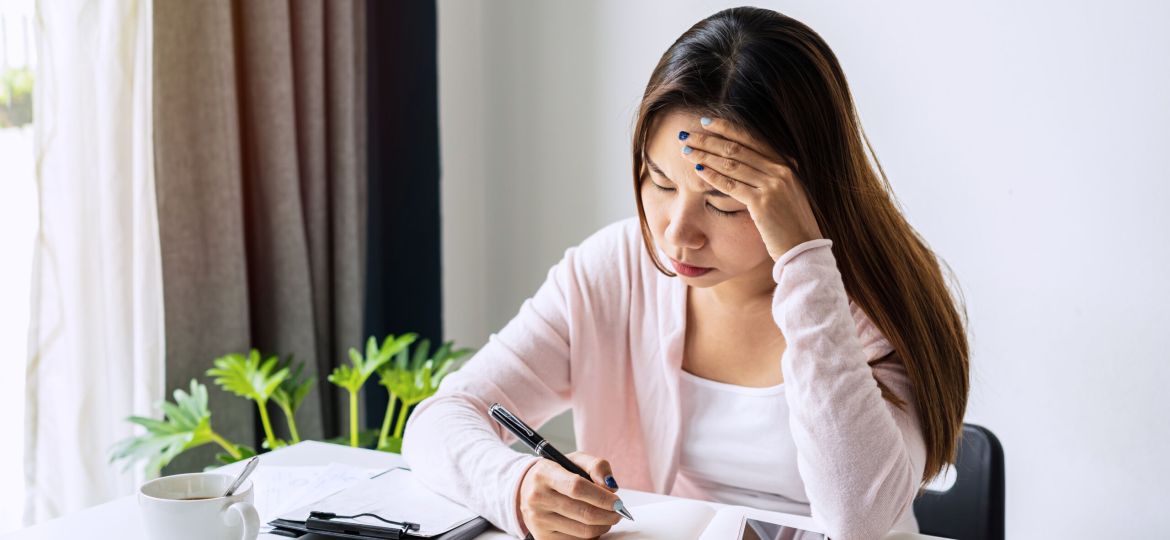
[402,223,630,538]
[771,239,927,540]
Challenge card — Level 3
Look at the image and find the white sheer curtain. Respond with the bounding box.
[25,0,163,523]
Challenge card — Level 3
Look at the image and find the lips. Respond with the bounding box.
[670,258,713,277]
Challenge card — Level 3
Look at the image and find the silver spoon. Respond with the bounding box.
[223,456,260,497]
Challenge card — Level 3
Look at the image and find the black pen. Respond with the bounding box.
[488,402,635,521]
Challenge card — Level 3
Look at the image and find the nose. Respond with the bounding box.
[664,200,706,253]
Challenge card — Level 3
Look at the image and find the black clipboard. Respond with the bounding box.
[268,514,490,540]
[267,467,491,540]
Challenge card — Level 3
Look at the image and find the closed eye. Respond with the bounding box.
[649,181,743,217]
[706,204,741,217]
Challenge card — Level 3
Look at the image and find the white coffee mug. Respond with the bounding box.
[138,472,259,540]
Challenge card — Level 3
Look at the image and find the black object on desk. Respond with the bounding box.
[266,468,491,540]
[306,511,419,539]
[270,514,487,540]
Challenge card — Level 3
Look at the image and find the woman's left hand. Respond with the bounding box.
[677,116,824,261]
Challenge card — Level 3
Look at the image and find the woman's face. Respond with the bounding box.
[640,110,773,288]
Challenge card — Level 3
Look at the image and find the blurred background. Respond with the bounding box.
[2,0,1168,538]
[0,0,36,533]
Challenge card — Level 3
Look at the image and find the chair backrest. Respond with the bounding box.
[912,423,1005,540]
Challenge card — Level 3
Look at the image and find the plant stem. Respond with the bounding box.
[257,400,278,449]
[392,399,414,439]
[379,391,397,449]
[210,431,243,460]
[349,389,359,447]
[279,403,301,444]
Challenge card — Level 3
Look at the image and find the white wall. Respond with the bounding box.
[438,1,1170,536]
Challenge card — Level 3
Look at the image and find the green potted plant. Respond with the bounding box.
[109,333,474,475]
[206,350,290,450]
[109,380,250,475]
[375,339,473,452]
[327,334,417,447]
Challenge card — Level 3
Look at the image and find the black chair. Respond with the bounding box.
[913,423,1005,540]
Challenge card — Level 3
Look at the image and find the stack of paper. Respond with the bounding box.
[250,463,387,538]
[275,468,480,538]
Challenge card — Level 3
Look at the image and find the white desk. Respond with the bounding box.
[4,441,946,539]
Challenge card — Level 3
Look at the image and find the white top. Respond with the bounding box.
[676,369,814,517]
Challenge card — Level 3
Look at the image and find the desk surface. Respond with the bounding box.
[5,441,946,539]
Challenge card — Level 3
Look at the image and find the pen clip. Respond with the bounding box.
[489,403,534,438]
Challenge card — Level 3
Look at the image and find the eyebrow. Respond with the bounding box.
[645,155,730,198]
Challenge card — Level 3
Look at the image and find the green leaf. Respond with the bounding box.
[212,444,257,466]
[411,339,431,371]
[365,336,379,366]
[433,342,451,366]
[329,334,418,394]
[431,361,455,386]
[394,347,409,371]
[127,416,179,434]
[272,356,315,415]
[379,333,416,363]
[377,338,476,410]
[158,400,195,428]
[206,349,290,405]
[109,380,225,476]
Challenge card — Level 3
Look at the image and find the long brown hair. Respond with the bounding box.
[631,6,969,486]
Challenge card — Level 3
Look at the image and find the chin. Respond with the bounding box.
[675,271,723,287]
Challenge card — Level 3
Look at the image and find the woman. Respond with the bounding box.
[403,7,968,540]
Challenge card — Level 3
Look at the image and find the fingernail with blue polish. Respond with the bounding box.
[682,145,693,155]
[695,164,705,171]
[700,117,712,126]
[678,130,689,141]
[605,475,619,489]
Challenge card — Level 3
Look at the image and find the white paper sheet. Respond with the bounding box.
[603,500,717,539]
[278,468,478,537]
[253,465,326,524]
[253,463,386,532]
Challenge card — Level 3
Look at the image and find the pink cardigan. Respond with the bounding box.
[402,218,926,539]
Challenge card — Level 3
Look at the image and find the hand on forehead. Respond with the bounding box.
[646,110,780,192]
[645,111,717,192]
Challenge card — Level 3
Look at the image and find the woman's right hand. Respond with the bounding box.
[516,452,623,539]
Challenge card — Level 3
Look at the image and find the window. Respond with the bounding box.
[0,0,36,533]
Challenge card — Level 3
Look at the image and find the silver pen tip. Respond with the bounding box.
[613,499,635,521]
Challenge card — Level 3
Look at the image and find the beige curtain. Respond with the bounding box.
[152,0,367,471]
[25,0,163,523]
